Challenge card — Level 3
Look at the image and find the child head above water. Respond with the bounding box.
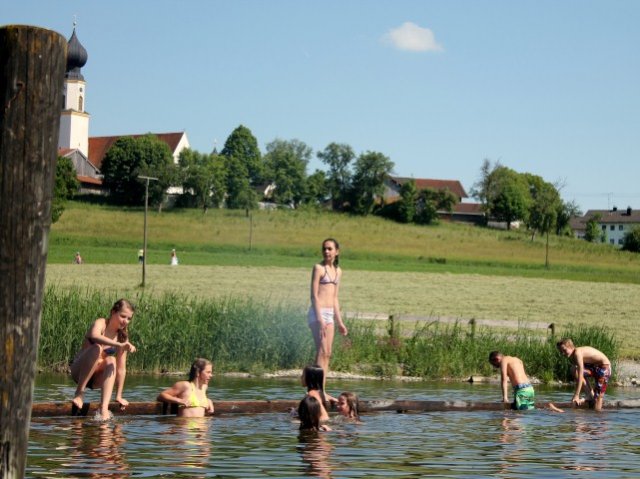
[336,391,360,420]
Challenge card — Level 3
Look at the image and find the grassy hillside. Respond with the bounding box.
[49,201,640,283]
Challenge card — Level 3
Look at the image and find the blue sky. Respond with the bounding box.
[4,1,639,212]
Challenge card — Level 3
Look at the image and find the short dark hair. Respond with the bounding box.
[488,351,502,363]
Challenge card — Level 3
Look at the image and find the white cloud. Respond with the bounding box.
[382,22,443,52]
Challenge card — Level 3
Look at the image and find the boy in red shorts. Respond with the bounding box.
[556,338,612,411]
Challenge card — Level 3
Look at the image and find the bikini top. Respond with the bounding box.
[182,382,209,408]
[319,265,339,285]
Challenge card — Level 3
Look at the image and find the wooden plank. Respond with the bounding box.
[0,25,66,479]
[30,398,640,418]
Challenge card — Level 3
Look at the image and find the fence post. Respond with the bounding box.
[0,25,66,479]
[548,323,555,338]
[469,318,476,339]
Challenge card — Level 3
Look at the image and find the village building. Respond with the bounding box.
[570,206,640,247]
[57,26,189,194]
[384,176,484,224]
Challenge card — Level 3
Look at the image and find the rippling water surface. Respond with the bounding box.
[27,374,640,478]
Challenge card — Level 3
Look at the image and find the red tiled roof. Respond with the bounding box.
[578,209,640,224]
[58,147,74,156]
[88,132,185,169]
[390,176,468,199]
[77,175,103,185]
[453,202,483,214]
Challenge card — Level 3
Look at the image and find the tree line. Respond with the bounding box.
[52,125,640,252]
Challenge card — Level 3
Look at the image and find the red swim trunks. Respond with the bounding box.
[583,363,611,398]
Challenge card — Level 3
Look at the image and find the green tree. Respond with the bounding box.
[305,169,328,205]
[397,179,418,223]
[556,199,582,236]
[584,213,603,243]
[221,125,263,185]
[317,142,355,211]
[179,149,226,212]
[263,138,311,207]
[622,226,640,252]
[101,135,175,206]
[350,151,394,215]
[524,175,561,241]
[224,156,257,210]
[485,166,531,229]
[470,158,501,216]
[415,187,457,225]
[52,156,79,223]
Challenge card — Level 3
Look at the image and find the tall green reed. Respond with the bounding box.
[40,287,619,380]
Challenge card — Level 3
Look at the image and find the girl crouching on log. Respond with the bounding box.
[157,358,215,417]
[70,299,137,420]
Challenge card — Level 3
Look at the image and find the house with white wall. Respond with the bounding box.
[570,207,640,246]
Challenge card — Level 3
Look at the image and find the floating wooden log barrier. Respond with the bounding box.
[30,398,640,418]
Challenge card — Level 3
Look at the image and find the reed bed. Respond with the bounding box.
[40,287,618,381]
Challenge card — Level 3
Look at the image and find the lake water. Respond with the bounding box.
[27,374,640,478]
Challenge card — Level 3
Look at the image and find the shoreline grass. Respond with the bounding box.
[40,287,619,381]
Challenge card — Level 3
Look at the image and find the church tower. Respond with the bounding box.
[58,24,90,156]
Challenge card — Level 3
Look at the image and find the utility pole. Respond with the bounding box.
[138,175,158,287]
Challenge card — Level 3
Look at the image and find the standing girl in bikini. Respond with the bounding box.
[157,358,215,417]
[309,238,348,387]
[70,299,137,420]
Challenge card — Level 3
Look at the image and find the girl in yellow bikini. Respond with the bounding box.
[157,358,215,417]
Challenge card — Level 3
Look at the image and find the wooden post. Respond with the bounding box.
[0,25,66,479]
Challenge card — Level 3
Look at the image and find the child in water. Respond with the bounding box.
[157,358,215,417]
[336,391,361,421]
[301,364,334,422]
[70,299,137,420]
[298,396,331,432]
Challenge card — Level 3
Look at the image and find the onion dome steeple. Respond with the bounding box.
[65,24,88,80]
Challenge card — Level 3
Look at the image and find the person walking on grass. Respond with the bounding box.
[70,299,137,420]
[556,338,612,411]
[489,351,535,410]
[308,238,348,388]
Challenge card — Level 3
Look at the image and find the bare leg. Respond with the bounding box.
[70,344,102,408]
[594,395,604,411]
[97,356,117,418]
[310,321,335,390]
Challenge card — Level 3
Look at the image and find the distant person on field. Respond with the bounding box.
[74,251,83,264]
[70,299,137,420]
[170,248,179,266]
[308,238,348,388]
[489,351,535,410]
[138,249,144,263]
[556,338,612,411]
[157,358,215,417]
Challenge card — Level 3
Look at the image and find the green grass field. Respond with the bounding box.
[46,201,640,358]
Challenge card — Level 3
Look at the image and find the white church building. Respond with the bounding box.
[58,26,190,194]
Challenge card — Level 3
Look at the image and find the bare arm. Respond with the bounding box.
[572,351,585,402]
[157,381,189,406]
[500,361,510,402]
[333,268,347,336]
[310,265,326,335]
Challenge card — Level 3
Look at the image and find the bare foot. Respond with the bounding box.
[116,398,129,409]
[547,402,565,413]
[71,394,84,409]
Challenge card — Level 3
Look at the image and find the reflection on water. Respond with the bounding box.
[299,432,335,479]
[27,376,640,478]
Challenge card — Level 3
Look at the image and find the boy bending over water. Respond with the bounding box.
[556,338,611,411]
[489,351,535,410]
